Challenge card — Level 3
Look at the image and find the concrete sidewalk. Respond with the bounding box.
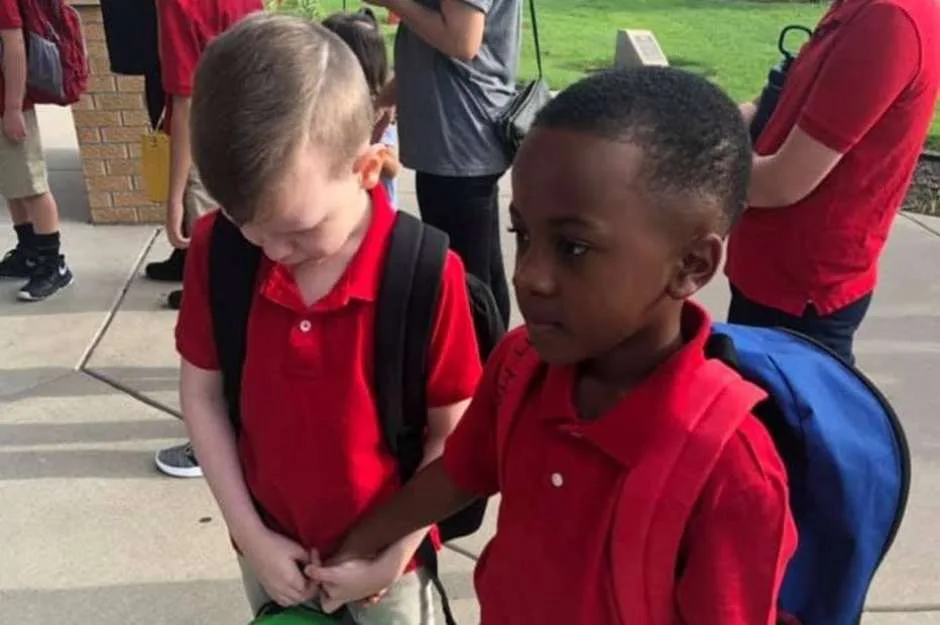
[1,107,939,624]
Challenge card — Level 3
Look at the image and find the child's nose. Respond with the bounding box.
[513,246,556,296]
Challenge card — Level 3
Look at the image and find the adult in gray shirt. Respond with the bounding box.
[370,0,521,324]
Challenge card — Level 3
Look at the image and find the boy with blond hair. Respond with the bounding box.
[176,13,482,622]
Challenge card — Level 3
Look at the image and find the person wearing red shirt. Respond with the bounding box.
[0,0,74,301]
[177,15,482,621]
[316,68,797,623]
[729,0,940,365]
[152,0,263,478]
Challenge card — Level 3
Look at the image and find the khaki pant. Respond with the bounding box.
[184,166,217,228]
[239,556,435,625]
[0,108,50,200]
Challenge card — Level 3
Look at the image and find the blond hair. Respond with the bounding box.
[191,12,375,225]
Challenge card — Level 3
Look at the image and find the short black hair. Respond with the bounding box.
[322,9,389,98]
[534,66,751,234]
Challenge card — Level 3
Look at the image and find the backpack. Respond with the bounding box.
[250,604,340,625]
[495,323,910,625]
[16,0,88,105]
[209,211,506,625]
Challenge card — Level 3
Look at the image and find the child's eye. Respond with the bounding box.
[508,226,530,246]
[559,239,589,258]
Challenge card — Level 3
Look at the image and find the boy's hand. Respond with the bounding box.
[165,200,190,249]
[306,556,401,614]
[238,527,318,608]
[2,108,27,143]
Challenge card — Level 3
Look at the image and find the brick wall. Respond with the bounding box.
[72,1,162,224]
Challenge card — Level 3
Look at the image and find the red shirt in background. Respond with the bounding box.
[726,0,940,316]
[157,0,263,129]
[176,188,483,560]
[0,0,33,115]
[443,303,797,624]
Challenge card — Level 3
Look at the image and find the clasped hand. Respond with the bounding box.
[240,526,399,613]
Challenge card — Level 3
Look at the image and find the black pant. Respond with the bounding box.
[144,66,164,129]
[727,286,872,365]
[415,172,511,326]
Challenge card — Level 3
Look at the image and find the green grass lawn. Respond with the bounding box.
[285,0,940,149]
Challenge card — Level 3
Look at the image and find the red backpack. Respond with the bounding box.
[493,329,766,624]
[17,0,88,105]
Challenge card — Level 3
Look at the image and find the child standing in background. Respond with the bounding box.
[324,9,400,208]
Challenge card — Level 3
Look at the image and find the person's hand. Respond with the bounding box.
[306,556,401,614]
[165,200,190,249]
[2,109,27,143]
[237,527,319,608]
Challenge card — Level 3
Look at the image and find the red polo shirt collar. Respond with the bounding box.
[258,191,396,313]
[534,301,713,468]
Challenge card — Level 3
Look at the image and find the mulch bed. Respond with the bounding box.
[902,151,940,216]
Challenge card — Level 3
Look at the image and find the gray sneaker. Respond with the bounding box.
[155,442,203,478]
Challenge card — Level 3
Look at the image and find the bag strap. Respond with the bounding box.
[209,214,262,432]
[374,212,448,474]
[373,212,456,624]
[527,0,544,80]
[610,359,766,623]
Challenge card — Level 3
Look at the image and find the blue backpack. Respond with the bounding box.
[707,323,910,625]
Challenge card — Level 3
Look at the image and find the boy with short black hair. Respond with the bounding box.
[177,13,481,622]
[312,66,798,623]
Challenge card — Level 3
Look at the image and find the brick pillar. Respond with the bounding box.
[71,0,163,224]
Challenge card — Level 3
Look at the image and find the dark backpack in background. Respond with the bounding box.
[209,211,505,625]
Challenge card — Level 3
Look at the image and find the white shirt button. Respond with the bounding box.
[299,320,312,332]
[551,472,564,488]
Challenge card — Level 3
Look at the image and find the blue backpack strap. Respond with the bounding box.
[610,359,765,623]
[709,323,911,625]
[208,213,262,432]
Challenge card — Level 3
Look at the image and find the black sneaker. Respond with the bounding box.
[155,442,203,478]
[167,289,182,310]
[145,248,186,282]
[0,247,36,279]
[17,256,74,302]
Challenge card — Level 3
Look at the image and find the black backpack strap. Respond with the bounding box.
[208,214,262,431]
[374,212,457,625]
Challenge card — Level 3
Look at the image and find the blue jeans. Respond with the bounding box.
[727,287,873,365]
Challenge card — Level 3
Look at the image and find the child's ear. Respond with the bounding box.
[353,144,389,190]
[666,233,723,300]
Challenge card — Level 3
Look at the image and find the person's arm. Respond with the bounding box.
[157,0,201,247]
[377,0,485,61]
[748,4,921,209]
[166,95,193,248]
[364,398,471,577]
[176,218,316,607]
[1,28,28,143]
[675,424,798,624]
[180,361,266,543]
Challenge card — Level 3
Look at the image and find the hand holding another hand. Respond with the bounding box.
[238,527,319,608]
[306,554,402,614]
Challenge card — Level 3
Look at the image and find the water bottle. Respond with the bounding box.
[750,25,814,144]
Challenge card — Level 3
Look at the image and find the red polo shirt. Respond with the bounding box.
[726,0,940,316]
[0,0,33,115]
[443,303,796,624]
[157,0,262,129]
[176,188,483,559]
